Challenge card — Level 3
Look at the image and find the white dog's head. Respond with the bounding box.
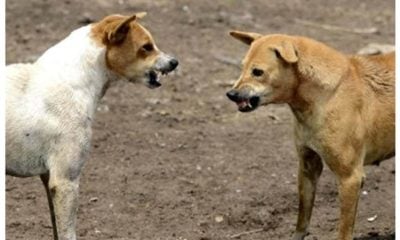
[91,12,179,88]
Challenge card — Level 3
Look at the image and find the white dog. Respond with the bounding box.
[6,12,178,240]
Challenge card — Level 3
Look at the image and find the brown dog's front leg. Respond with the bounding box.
[293,147,323,240]
[337,171,363,240]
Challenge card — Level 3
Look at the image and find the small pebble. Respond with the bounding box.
[367,215,378,222]
[215,215,224,223]
[362,190,368,195]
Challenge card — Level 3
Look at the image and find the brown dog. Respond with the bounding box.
[226,31,394,240]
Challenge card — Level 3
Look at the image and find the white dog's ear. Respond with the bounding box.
[135,12,147,19]
[271,41,298,63]
[107,14,137,44]
[229,30,262,45]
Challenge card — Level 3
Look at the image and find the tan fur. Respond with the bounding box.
[228,32,395,240]
[91,13,160,82]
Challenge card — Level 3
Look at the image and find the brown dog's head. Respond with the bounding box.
[226,31,299,112]
[91,12,179,89]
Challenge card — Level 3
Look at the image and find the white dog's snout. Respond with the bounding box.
[155,53,178,71]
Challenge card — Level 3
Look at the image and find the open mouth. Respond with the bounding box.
[146,69,171,89]
[236,96,260,112]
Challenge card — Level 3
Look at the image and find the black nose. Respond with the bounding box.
[169,58,179,70]
[226,90,240,102]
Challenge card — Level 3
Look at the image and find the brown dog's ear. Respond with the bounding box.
[271,41,298,63]
[107,14,137,45]
[229,30,262,45]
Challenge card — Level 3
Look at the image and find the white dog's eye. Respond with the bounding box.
[142,43,154,52]
[252,68,264,77]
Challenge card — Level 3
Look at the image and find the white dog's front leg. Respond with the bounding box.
[49,176,79,240]
[47,149,83,240]
[41,174,58,240]
[45,131,89,240]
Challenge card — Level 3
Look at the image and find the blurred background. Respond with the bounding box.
[6,0,394,239]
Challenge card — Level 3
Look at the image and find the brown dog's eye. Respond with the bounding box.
[252,68,264,77]
[142,43,154,52]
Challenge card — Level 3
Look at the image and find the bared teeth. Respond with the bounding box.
[159,70,169,76]
[238,100,249,108]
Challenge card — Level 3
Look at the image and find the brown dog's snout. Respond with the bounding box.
[226,89,261,112]
[226,89,240,102]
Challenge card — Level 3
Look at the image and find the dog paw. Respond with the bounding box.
[292,232,307,240]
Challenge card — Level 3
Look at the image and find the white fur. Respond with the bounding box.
[6,25,117,177]
[6,18,178,239]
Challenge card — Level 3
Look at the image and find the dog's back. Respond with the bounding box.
[6,63,49,176]
[349,52,395,164]
[351,52,395,93]
[6,63,34,97]
[366,51,395,70]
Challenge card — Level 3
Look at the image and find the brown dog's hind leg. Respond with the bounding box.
[41,173,59,240]
[293,147,323,240]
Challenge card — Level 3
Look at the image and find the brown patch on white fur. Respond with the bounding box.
[90,13,160,79]
[6,12,178,240]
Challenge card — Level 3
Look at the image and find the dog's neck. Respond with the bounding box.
[35,25,119,117]
[288,38,351,123]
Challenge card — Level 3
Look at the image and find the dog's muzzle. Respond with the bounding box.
[147,70,161,88]
[146,57,179,89]
[226,89,260,112]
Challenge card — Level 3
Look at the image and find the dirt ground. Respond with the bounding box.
[5,0,395,239]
